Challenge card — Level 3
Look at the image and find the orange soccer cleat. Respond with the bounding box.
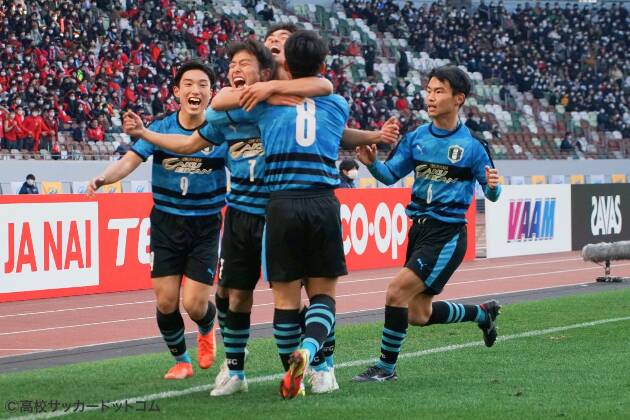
[163,362,193,380]
[279,349,309,399]
[197,329,216,369]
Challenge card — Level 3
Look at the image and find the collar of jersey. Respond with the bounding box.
[429,121,462,138]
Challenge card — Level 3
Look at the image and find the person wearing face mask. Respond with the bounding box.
[19,174,39,195]
[339,158,359,188]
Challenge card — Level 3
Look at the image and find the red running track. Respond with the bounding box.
[1,251,628,358]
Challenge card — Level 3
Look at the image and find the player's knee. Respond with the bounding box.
[385,282,407,306]
[229,292,254,312]
[183,298,206,320]
[408,311,430,326]
[156,297,179,315]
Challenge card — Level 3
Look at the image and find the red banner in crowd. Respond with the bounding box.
[0,191,475,302]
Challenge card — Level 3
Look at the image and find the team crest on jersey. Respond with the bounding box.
[200,145,215,155]
[447,145,464,163]
[230,138,264,159]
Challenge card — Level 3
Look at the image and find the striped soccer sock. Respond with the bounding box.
[311,321,336,371]
[191,301,216,336]
[376,305,408,374]
[425,301,487,326]
[301,295,336,365]
[156,308,191,363]
[215,294,229,339]
[273,309,301,371]
[224,310,251,379]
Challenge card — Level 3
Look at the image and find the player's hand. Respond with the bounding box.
[87,176,106,196]
[122,111,145,138]
[267,94,304,108]
[379,116,400,144]
[486,166,500,189]
[240,82,275,111]
[356,144,377,166]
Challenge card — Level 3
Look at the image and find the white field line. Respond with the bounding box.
[10,315,630,420]
[0,256,590,319]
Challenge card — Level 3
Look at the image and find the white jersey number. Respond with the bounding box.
[426,183,433,204]
[180,176,189,196]
[295,98,316,147]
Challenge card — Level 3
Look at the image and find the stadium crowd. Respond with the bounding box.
[0,0,628,153]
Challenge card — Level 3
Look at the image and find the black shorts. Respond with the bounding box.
[218,207,265,290]
[404,217,467,295]
[149,207,222,285]
[264,189,347,283]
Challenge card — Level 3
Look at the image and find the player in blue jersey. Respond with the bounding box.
[88,61,225,380]
[352,65,502,383]
[122,39,342,396]
[203,30,397,399]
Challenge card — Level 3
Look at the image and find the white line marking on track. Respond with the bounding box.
[10,315,630,420]
[0,256,587,319]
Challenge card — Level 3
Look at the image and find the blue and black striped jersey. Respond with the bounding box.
[131,112,227,217]
[206,95,349,192]
[198,119,267,216]
[368,122,501,223]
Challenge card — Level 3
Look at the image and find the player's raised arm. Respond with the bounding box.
[87,151,143,196]
[342,117,399,147]
[239,77,333,112]
[210,87,243,111]
[356,132,414,186]
[471,139,501,202]
[123,111,212,154]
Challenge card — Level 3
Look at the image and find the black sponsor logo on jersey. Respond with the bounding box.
[447,145,464,163]
[162,157,215,174]
[414,161,472,183]
[229,138,264,159]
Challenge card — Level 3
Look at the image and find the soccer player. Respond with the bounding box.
[204,30,396,399]
[352,65,502,383]
[89,61,225,380]
[122,39,337,395]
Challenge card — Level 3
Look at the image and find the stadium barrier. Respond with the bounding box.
[485,184,573,258]
[0,189,477,303]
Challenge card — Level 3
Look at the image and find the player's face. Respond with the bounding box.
[264,29,292,65]
[228,50,263,88]
[173,69,212,116]
[425,77,464,118]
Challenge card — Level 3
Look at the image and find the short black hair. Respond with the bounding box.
[339,158,358,171]
[173,60,216,87]
[26,174,35,180]
[427,65,472,99]
[226,39,275,73]
[264,23,298,40]
[284,30,328,79]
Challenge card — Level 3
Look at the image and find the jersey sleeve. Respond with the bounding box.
[367,132,415,185]
[472,139,501,202]
[130,120,159,161]
[197,122,226,146]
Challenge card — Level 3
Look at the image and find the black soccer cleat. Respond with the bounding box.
[478,300,501,347]
[352,365,398,382]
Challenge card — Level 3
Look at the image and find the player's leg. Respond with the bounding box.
[272,280,304,371]
[182,213,222,370]
[215,285,229,341]
[150,208,193,379]
[153,275,193,379]
[353,267,426,382]
[407,222,501,347]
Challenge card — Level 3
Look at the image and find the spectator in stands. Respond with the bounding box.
[71,122,85,143]
[19,174,39,195]
[465,112,480,133]
[339,158,359,188]
[3,110,19,150]
[396,49,409,79]
[86,119,105,142]
[560,133,574,151]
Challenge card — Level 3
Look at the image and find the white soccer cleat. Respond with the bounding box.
[330,367,339,391]
[211,375,248,396]
[310,368,338,394]
[214,360,229,387]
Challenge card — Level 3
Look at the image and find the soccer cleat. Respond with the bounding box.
[214,360,229,387]
[352,365,398,382]
[211,375,248,396]
[197,329,216,369]
[164,362,193,380]
[330,367,339,391]
[310,368,339,394]
[279,349,309,399]
[478,300,501,347]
